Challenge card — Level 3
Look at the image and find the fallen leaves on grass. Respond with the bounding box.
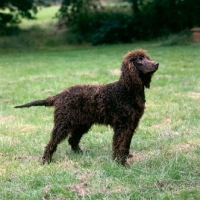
[64,173,109,197]
[64,175,91,196]
[157,180,165,188]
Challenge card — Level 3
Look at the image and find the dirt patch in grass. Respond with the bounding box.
[188,184,200,190]
[188,92,200,100]
[153,116,171,130]
[110,69,120,76]
[43,185,65,200]
[152,116,182,136]
[128,151,156,164]
[73,71,96,78]
[1,98,12,103]
[0,116,15,123]
[155,74,172,80]
[12,155,41,162]
[63,172,111,197]
[169,141,198,153]
[64,175,91,196]
[13,124,37,133]
[0,136,21,144]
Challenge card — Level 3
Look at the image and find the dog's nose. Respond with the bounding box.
[154,62,159,68]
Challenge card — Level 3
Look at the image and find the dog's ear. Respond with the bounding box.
[120,59,142,91]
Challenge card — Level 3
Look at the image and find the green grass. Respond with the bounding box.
[0,43,200,199]
[20,6,59,28]
[0,6,69,49]
[0,5,200,200]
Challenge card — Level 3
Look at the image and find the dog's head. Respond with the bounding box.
[124,49,159,74]
[121,49,159,89]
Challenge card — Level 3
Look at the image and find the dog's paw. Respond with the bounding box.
[42,155,51,165]
[128,154,133,158]
[72,147,83,154]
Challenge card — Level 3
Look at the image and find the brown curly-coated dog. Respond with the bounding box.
[15,49,159,165]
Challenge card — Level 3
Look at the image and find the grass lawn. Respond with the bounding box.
[0,43,200,199]
[0,6,200,200]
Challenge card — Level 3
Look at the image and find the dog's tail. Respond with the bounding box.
[14,97,54,108]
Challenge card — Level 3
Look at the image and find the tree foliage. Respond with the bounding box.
[136,0,200,37]
[57,0,200,44]
[2,0,199,43]
[57,0,101,29]
[0,0,50,30]
[57,0,132,44]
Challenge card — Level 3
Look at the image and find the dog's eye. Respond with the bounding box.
[146,56,151,60]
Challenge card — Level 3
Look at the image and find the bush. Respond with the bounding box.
[57,0,200,44]
[0,0,50,35]
[57,1,133,44]
[79,10,133,45]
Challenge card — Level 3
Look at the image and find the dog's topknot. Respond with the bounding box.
[123,49,148,62]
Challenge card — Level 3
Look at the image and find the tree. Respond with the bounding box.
[0,0,49,30]
[57,0,100,27]
[57,0,200,44]
[127,0,139,15]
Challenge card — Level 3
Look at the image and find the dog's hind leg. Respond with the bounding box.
[68,125,91,153]
[42,125,70,164]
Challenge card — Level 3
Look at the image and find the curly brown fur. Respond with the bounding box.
[15,49,159,165]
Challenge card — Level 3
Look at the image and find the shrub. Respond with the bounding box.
[81,10,133,45]
[57,1,133,44]
[57,0,200,44]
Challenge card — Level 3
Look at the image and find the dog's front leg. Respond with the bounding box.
[112,126,134,165]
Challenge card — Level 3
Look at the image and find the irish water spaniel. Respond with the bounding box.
[15,49,159,165]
